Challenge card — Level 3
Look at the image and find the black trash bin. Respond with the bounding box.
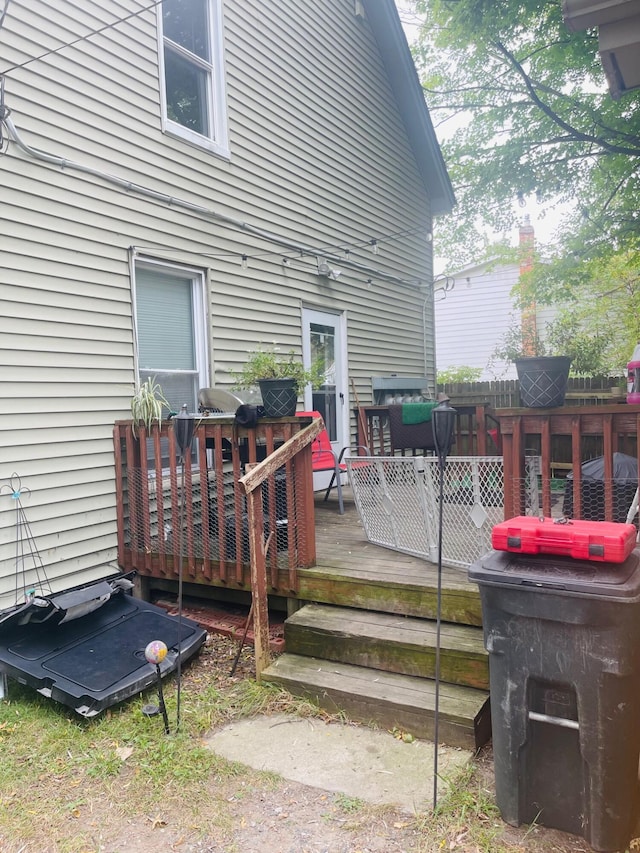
[469,548,640,852]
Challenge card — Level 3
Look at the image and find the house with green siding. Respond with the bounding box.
[0,0,454,605]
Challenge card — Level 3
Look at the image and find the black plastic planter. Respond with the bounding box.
[515,356,571,408]
[258,377,297,417]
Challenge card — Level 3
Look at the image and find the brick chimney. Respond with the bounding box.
[519,215,536,356]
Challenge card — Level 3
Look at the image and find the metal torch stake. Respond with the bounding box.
[174,405,195,733]
[431,399,456,811]
[155,663,170,735]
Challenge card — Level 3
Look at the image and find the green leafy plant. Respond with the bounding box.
[130,376,170,435]
[233,347,324,395]
[490,315,609,376]
[437,366,483,384]
[490,317,547,365]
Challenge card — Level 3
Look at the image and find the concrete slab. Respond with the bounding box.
[205,714,472,813]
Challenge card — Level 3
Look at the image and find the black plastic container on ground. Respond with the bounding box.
[468,549,640,852]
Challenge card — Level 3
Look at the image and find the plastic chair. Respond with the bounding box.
[296,411,370,514]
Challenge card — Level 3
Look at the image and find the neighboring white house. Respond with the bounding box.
[0,0,454,606]
[434,221,556,380]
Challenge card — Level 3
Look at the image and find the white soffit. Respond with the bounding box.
[599,14,640,98]
[562,0,640,31]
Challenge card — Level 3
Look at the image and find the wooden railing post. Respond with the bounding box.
[245,485,270,677]
[238,419,323,679]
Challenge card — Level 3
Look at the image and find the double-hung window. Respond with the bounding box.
[133,260,208,419]
[159,0,229,156]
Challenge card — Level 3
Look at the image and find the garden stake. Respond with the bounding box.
[1,473,52,606]
[174,405,195,733]
[229,599,254,677]
[431,399,456,811]
[144,640,170,735]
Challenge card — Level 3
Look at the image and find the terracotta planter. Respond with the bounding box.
[515,356,571,408]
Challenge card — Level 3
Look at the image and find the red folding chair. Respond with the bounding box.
[296,411,370,514]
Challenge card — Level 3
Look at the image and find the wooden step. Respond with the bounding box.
[262,653,491,750]
[285,603,488,690]
[297,560,482,626]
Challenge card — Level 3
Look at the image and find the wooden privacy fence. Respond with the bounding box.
[113,415,319,609]
[438,375,624,410]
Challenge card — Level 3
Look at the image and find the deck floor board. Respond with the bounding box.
[305,489,483,625]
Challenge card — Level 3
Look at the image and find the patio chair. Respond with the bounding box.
[296,411,370,514]
[387,403,438,455]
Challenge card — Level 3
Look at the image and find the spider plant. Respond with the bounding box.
[130,376,170,436]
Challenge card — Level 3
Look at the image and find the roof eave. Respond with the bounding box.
[362,0,456,216]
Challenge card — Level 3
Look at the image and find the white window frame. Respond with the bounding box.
[157,0,229,158]
[132,257,210,413]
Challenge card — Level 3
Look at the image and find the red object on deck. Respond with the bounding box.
[491,516,637,563]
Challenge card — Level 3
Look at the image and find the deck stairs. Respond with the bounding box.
[262,503,491,751]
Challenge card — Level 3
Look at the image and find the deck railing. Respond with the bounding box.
[237,417,322,676]
[113,415,318,600]
[497,404,640,522]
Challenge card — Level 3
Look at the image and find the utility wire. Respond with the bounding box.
[1,0,164,76]
[0,0,12,32]
[133,223,430,265]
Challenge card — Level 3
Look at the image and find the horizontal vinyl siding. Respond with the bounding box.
[0,0,436,603]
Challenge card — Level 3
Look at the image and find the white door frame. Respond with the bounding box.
[302,307,349,491]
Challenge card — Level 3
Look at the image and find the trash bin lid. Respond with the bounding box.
[469,549,640,597]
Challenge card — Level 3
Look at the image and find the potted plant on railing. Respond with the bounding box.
[233,347,323,417]
[130,376,170,435]
[490,320,572,408]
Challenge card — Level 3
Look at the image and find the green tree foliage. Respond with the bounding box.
[533,251,640,372]
[437,365,483,384]
[413,0,640,270]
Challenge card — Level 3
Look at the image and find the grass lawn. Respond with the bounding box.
[0,633,609,853]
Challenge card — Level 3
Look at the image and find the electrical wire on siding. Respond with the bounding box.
[2,112,426,289]
[0,78,7,153]
[0,0,11,31]
[0,0,161,76]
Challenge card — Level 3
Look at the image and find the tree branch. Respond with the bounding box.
[494,41,640,157]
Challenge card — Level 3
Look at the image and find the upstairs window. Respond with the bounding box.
[159,0,229,156]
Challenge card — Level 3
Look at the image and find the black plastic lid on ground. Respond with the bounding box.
[469,549,640,598]
[0,574,206,717]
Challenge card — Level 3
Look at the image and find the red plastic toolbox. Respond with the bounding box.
[491,516,637,563]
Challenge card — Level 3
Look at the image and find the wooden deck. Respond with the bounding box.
[305,487,483,627]
[263,486,491,750]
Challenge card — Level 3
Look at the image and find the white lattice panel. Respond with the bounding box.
[345,456,504,570]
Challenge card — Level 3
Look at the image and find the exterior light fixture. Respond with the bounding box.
[317,260,342,280]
